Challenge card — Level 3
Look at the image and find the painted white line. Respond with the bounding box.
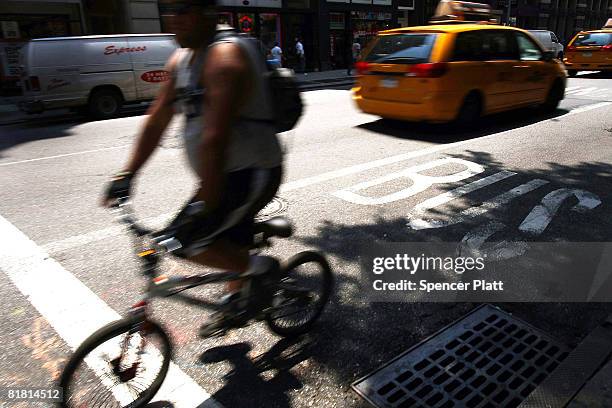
[518,188,602,235]
[33,100,612,252]
[567,87,599,96]
[406,170,517,226]
[0,144,131,167]
[0,214,221,408]
[281,101,612,193]
[43,213,173,254]
[408,179,549,230]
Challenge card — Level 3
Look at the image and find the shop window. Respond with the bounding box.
[329,13,345,30]
[260,13,280,49]
[218,12,234,27]
[398,0,415,10]
[286,0,310,8]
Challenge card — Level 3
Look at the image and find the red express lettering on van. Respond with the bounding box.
[104,45,148,55]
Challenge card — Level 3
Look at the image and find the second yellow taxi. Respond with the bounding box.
[352,1,567,124]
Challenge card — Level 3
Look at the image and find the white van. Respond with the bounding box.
[528,30,564,60]
[19,34,178,118]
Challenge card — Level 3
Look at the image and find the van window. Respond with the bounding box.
[550,32,559,43]
[516,33,543,60]
[452,30,518,61]
[571,33,612,46]
[364,33,437,64]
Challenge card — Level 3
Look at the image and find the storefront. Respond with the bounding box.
[324,0,397,70]
[215,0,317,71]
[0,0,87,95]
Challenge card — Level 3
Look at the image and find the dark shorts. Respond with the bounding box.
[162,166,282,258]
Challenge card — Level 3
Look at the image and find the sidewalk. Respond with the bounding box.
[295,69,355,89]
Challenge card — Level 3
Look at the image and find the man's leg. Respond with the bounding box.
[187,238,248,293]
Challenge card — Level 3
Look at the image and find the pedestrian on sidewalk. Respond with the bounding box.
[270,42,283,68]
[347,39,361,76]
[295,37,305,73]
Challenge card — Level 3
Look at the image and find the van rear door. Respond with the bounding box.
[128,36,177,100]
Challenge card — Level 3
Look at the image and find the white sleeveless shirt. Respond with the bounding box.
[173,33,283,173]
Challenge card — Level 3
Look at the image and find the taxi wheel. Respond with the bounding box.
[456,93,482,127]
[541,80,564,113]
[567,70,577,77]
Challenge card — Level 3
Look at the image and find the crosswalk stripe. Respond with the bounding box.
[0,214,222,408]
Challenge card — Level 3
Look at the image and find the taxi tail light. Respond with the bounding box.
[408,62,448,78]
[602,44,612,51]
[29,76,40,91]
[567,45,576,52]
[355,61,371,75]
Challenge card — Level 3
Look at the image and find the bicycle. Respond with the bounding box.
[58,198,333,407]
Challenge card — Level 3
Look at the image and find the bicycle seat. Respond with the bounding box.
[254,216,293,239]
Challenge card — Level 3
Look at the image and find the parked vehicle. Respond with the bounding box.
[352,1,566,124]
[528,30,565,60]
[19,34,178,119]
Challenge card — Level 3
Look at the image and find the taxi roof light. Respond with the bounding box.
[429,0,495,24]
[604,18,612,29]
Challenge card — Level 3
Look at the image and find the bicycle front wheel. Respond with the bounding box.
[265,251,333,337]
[59,318,172,408]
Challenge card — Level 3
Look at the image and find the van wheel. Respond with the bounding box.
[567,69,577,77]
[88,89,122,119]
[455,93,482,128]
[541,80,564,113]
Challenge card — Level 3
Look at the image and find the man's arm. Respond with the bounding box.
[124,53,178,175]
[195,43,251,209]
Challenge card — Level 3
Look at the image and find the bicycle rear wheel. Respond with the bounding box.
[59,318,172,408]
[265,251,333,337]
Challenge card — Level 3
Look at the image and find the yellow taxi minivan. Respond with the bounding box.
[352,1,567,124]
[564,19,612,76]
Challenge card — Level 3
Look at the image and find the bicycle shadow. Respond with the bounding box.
[195,337,314,408]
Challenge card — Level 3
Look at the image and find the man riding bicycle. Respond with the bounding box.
[103,0,283,337]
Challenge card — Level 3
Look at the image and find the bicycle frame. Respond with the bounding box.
[113,199,259,316]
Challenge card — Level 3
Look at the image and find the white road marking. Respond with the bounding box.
[332,158,484,205]
[0,214,222,408]
[408,179,549,230]
[0,144,132,167]
[518,188,602,235]
[458,220,528,261]
[43,213,173,254]
[566,86,599,96]
[406,170,516,228]
[32,100,612,253]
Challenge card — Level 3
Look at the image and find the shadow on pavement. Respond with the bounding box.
[357,107,568,144]
[280,154,612,404]
[198,338,313,408]
[0,106,148,156]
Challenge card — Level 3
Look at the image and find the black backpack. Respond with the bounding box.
[215,28,303,133]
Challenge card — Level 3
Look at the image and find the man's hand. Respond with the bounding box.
[101,171,134,207]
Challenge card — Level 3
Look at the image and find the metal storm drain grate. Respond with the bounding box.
[352,304,570,408]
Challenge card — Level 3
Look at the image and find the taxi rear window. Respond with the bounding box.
[364,33,437,64]
[572,33,612,46]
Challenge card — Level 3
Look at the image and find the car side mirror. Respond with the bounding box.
[542,51,554,61]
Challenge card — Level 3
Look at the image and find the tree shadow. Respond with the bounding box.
[357,107,568,144]
[280,153,612,403]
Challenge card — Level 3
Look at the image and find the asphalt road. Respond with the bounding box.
[1,72,612,408]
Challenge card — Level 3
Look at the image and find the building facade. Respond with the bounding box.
[2,0,612,94]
